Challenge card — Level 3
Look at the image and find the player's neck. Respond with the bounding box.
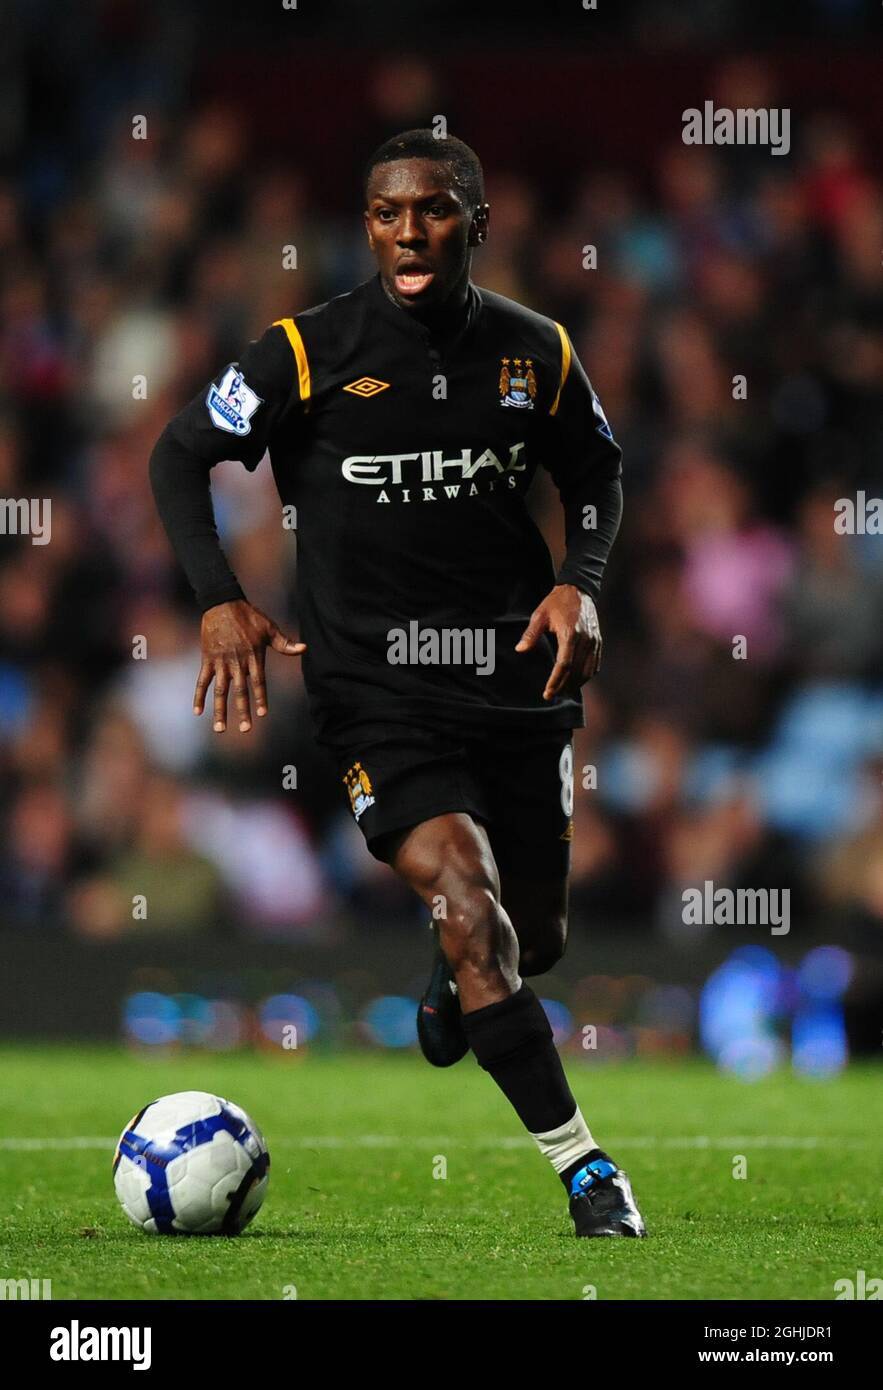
[378,271,472,334]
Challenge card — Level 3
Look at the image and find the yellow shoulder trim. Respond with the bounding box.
[272,317,311,409]
[549,321,572,416]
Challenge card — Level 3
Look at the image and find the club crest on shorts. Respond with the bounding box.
[206,365,263,435]
[499,356,536,409]
[343,761,375,820]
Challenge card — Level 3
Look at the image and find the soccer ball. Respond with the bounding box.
[113,1091,270,1235]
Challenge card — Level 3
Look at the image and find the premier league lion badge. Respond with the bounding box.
[206,365,263,436]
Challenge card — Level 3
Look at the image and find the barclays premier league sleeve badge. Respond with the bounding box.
[206,365,264,436]
[591,390,614,441]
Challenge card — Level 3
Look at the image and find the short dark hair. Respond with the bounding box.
[363,128,485,211]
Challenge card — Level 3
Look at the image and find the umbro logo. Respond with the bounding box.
[343,377,390,398]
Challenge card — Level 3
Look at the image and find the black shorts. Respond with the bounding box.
[336,726,575,879]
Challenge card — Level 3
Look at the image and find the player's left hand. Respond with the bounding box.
[515,583,602,700]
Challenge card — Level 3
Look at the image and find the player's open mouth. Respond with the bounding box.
[395,271,435,296]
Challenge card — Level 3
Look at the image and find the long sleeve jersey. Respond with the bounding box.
[150,272,623,747]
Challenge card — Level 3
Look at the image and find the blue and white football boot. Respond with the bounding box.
[568,1151,647,1237]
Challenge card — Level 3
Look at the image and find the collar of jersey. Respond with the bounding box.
[365,272,482,348]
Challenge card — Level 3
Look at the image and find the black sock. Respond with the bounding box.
[461,983,577,1134]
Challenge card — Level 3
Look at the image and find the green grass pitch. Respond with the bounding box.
[0,1045,879,1300]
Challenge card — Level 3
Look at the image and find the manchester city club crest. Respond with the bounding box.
[499,356,537,409]
[343,760,376,821]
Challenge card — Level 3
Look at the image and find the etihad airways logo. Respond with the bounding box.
[341,443,526,504]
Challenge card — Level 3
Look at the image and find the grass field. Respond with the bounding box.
[0,1045,879,1301]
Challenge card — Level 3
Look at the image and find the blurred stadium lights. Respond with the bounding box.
[538,998,574,1047]
[119,975,700,1057]
[700,944,853,1080]
[792,945,852,1079]
[120,955,853,1067]
[257,992,320,1049]
[359,996,420,1049]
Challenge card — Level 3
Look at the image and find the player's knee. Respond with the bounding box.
[396,815,512,977]
[519,913,567,976]
[439,885,507,975]
[403,816,495,908]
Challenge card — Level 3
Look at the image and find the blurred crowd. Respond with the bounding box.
[2,19,883,948]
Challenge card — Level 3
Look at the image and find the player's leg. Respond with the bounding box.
[379,812,514,1068]
[385,811,516,1010]
[386,811,645,1236]
[405,732,570,1064]
[337,732,491,1067]
[412,866,567,1067]
[498,871,568,977]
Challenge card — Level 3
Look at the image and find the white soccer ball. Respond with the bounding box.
[113,1090,270,1235]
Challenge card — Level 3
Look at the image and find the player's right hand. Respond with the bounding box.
[194,600,306,734]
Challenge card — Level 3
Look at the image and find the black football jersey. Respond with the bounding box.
[152,273,622,745]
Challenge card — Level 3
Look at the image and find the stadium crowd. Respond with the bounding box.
[2,19,882,948]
